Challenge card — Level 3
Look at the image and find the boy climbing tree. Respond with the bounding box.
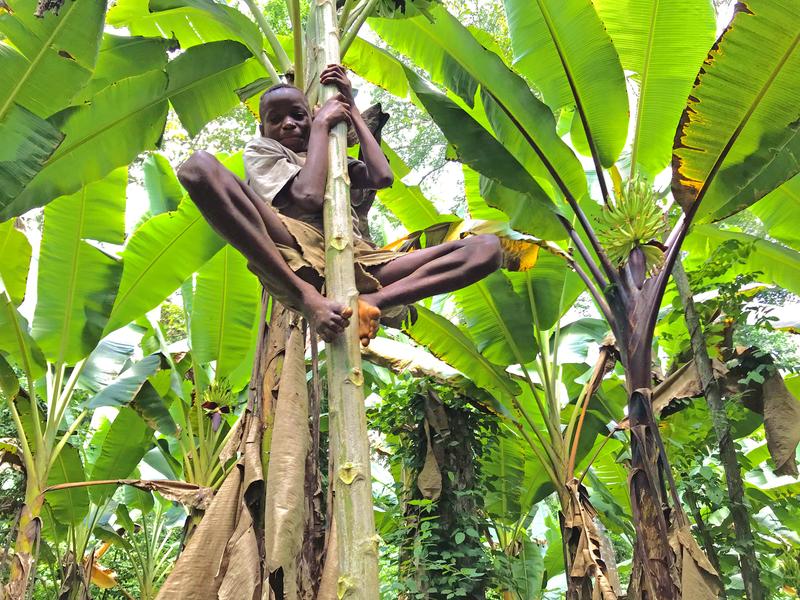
[177,64,502,346]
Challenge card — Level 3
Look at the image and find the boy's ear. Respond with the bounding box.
[258,121,265,136]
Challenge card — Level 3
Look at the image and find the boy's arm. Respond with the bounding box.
[320,64,394,190]
[279,95,352,213]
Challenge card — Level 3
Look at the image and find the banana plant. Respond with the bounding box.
[0,168,173,597]
[343,1,800,596]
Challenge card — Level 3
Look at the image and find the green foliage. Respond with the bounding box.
[370,378,500,598]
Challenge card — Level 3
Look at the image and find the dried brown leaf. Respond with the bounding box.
[264,323,311,596]
[565,480,618,599]
[762,373,800,477]
[157,414,264,600]
[417,421,442,501]
[668,526,720,600]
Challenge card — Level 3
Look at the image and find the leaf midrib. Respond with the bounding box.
[107,212,206,333]
[54,188,87,366]
[630,0,660,174]
[535,0,605,164]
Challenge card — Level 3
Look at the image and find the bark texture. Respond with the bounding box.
[672,261,764,600]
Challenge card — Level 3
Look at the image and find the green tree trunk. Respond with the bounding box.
[307,2,379,597]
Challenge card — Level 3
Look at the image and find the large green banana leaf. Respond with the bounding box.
[594,0,716,177]
[0,0,106,119]
[104,154,244,334]
[2,70,169,220]
[0,0,106,213]
[404,305,519,401]
[46,443,89,526]
[87,407,153,505]
[108,0,265,59]
[88,354,161,411]
[79,339,135,395]
[503,0,628,168]
[370,4,586,205]
[167,40,263,137]
[0,285,45,379]
[0,220,31,304]
[684,225,800,297]
[462,166,506,222]
[0,104,64,210]
[452,271,537,367]
[75,33,174,102]
[191,246,260,380]
[506,252,584,332]
[749,174,800,249]
[32,169,126,366]
[673,0,800,222]
[370,10,477,106]
[377,143,450,232]
[506,535,546,600]
[403,68,564,240]
[481,429,528,521]
[143,153,184,216]
[343,37,412,101]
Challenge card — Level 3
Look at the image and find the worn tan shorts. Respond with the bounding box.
[275,214,401,293]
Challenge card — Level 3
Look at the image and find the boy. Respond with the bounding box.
[178,65,501,346]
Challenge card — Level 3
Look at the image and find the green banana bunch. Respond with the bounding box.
[595,178,665,273]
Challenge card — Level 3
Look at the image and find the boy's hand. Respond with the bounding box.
[315,93,352,130]
[320,64,355,107]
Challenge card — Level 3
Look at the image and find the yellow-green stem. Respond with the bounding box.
[242,0,293,74]
[340,0,380,58]
[312,0,379,596]
[287,0,305,90]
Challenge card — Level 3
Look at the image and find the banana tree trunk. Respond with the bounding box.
[610,271,680,600]
[5,483,44,600]
[307,2,379,597]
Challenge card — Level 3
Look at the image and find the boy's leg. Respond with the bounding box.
[177,151,351,341]
[357,234,502,343]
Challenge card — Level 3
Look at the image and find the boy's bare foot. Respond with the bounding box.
[357,297,381,347]
[302,290,353,342]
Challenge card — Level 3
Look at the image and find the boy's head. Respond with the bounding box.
[258,84,311,153]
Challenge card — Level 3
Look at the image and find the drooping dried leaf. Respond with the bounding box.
[651,358,729,416]
[619,357,729,429]
[725,348,800,476]
[762,373,800,476]
[417,421,442,500]
[264,322,311,597]
[156,413,264,600]
[564,480,618,599]
[317,517,338,600]
[669,525,720,600]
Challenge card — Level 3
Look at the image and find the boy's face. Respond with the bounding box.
[260,87,311,153]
